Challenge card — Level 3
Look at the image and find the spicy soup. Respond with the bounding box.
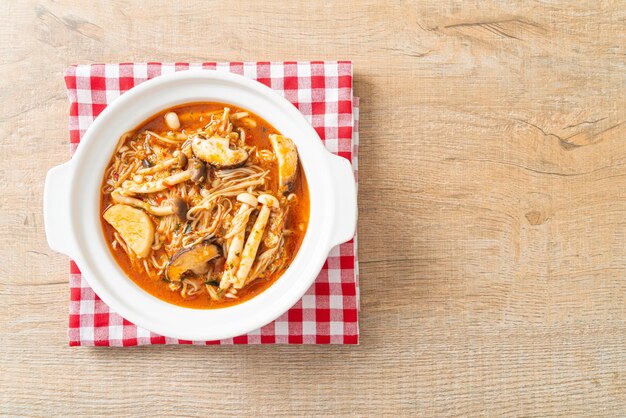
[100,102,309,309]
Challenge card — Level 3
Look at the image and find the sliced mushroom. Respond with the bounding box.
[166,241,221,282]
[103,204,154,258]
[269,134,298,194]
[111,190,188,220]
[169,198,189,220]
[191,134,248,169]
[188,157,208,183]
[122,158,207,194]
[239,117,257,128]
[234,194,279,289]
[219,193,258,289]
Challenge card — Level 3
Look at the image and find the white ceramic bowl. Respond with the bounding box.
[44,70,356,341]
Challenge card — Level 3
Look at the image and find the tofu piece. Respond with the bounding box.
[103,204,154,258]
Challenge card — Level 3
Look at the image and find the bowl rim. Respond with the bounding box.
[45,70,356,341]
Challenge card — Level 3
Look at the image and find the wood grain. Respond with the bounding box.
[1,0,625,416]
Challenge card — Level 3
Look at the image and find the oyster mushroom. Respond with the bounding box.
[234,194,279,289]
[111,191,188,220]
[122,158,207,194]
[166,241,221,282]
[269,134,298,194]
[191,134,248,169]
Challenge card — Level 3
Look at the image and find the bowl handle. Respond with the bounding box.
[44,162,78,258]
[327,153,358,248]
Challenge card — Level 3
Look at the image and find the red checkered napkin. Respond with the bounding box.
[64,62,359,345]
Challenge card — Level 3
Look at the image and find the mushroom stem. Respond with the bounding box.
[219,193,257,290]
[122,158,206,194]
[137,151,187,175]
[111,190,187,220]
[233,194,279,289]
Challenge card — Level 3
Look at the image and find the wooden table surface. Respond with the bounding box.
[2,1,625,416]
